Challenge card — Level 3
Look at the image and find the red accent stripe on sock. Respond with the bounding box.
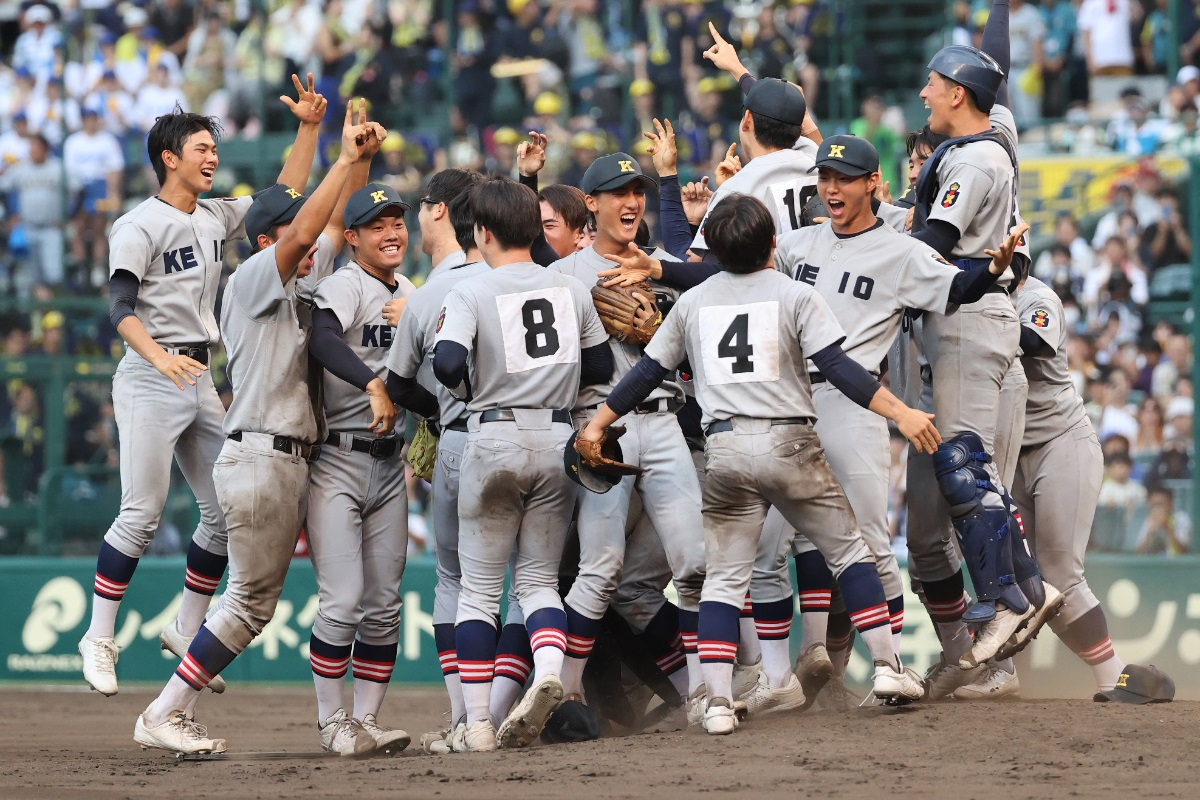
[457,660,494,683]
[798,590,832,611]
[656,650,686,674]
[849,604,890,630]
[1079,638,1115,665]
[754,619,792,640]
[94,574,128,599]
[176,655,212,690]
[565,633,595,657]
[184,568,221,594]
[697,641,738,663]
[530,628,567,652]
[437,650,459,675]
[494,656,532,683]
[740,595,754,615]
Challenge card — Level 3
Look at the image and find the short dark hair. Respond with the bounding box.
[749,111,804,151]
[426,167,482,205]
[703,193,775,274]
[635,218,650,247]
[538,183,588,233]
[448,191,476,251]
[905,125,948,157]
[146,108,223,185]
[470,176,540,250]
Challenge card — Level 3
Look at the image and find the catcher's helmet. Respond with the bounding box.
[565,430,623,494]
[927,45,1004,113]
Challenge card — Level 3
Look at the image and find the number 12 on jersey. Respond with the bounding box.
[699,301,781,385]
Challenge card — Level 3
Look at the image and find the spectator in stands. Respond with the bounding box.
[1139,188,1192,270]
[37,310,65,357]
[371,133,423,195]
[1108,95,1167,155]
[1035,213,1094,286]
[0,383,44,500]
[0,134,64,289]
[182,9,237,115]
[1141,0,1173,74]
[1040,0,1077,119]
[1096,367,1141,442]
[1007,0,1046,127]
[1085,236,1149,318]
[151,0,196,60]
[63,109,124,282]
[850,94,902,191]
[12,4,59,86]
[1152,332,1191,400]
[1164,105,1200,153]
[28,77,81,148]
[1078,0,1136,78]
[87,71,135,137]
[452,0,501,136]
[559,130,600,189]
[562,0,615,115]
[134,63,187,135]
[269,0,322,80]
[314,0,357,102]
[0,111,32,176]
[1097,449,1146,538]
[1144,436,1192,492]
[633,0,695,119]
[1164,395,1194,442]
[1134,396,1166,459]
[1135,486,1191,555]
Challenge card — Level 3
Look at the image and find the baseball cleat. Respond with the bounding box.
[961,602,1036,668]
[318,708,377,756]
[923,657,984,700]
[420,727,453,755]
[134,707,227,754]
[496,675,563,749]
[992,582,1065,662]
[159,623,226,693]
[741,671,807,716]
[953,664,1021,700]
[685,684,708,727]
[702,697,739,735]
[793,643,834,710]
[360,714,411,752]
[731,657,763,700]
[871,660,924,705]
[459,719,497,752]
[79,635,119,696]
[815,674,861,711]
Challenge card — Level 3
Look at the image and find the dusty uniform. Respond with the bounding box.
[307,263,417,650]
[692,143,818,251]
[104,195,251,558]
[906,104,1023,584]
[387,260,491,631]
[549,246,705,627]
[1010,278,1101,626]
[643,267,872,609]
[204,237,334,655]
[755,220,961,602]
[434,261,607,628]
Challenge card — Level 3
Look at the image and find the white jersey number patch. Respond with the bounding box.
[699,301,780,385]
[768,179,818,231]
[495,286,579,374]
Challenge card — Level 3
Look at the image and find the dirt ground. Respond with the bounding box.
[2,684,1196,799]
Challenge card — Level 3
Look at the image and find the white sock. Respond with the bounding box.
[668,668,689,698]
[759,637,792,687]
[146,674,200,727]
[490,676,525,722]
[828,645,850,677]
[1093,655,1126,692]
[995,657,1015,674]
[859,625,897,667]
[462,681,492,725]
[702,662,734,704]
[937,620,973,663]
[737,617,761,665]
[353,678,389,721]
[532,647,563,682]
[313,674,346,727]
[175,590,212,638]
[85,596,122,640]
[892,630,903,659]
[799,611,829,652]
[443,673,466,724]
[685,652,702,694]
[183,691,201,717]
[559,655,587,696]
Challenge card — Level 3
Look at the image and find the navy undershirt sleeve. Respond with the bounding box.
[1019,326,1055,359]
[386,370,440,418]
[810,343,882,410]
[108,269,140,328]
[607,357,670,416]
[658,174,694,261]
[947,261,1002,306]
[658,259,721,291]
[911,218,961,259]
[580,342,614,386]
[980,0,1011,107]
[432,340,469,391]
[309,308,378,391]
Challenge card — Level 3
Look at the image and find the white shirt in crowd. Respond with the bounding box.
[63,128,125,188]
[1077,0,1135,71]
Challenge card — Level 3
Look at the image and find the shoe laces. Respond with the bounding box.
[92,638,118,668]
[171,713,210,741]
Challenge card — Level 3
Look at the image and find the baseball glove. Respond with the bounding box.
[574,425,642,477]
[407,419,437,482]
[591,279,661,346]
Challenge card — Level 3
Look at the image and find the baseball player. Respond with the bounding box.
[304,179,436,753]
[547,153,710,719]
[80,75,329,697]
[417,168,480,279]
[577,193,939,735]
[133,105,380,754]
[755,135,1028,710]
[431,176,612,751]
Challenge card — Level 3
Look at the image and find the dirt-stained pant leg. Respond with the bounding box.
[204,436,309,654]
[431,429,466,627]
[610,506,673,632]
[749,506,794,603]
[358,454,408,645]
[993,360,1028,489]
[1012,421,1104,628]
[104,351,228,558]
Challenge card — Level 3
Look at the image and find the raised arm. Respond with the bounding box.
[277,73,327,191]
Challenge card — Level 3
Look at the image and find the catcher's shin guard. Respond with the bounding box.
[933,432,1030,624]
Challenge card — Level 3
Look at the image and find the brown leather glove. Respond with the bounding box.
[573,425,642,477]
[591,279,661,346]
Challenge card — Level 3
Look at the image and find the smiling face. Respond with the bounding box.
[816,167,877,231]
[920,71,959,134]
[540,200,580,259]
[347,213,409,272]
[586,183,645,248]
[908,143,933,188]
[164,129,218,195]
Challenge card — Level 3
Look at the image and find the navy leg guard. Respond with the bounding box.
[1007,507,1045,609]
[933,433,1030,621]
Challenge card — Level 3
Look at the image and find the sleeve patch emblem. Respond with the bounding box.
[940,182,961,209]
[436,307,446,333]
[1030,309,1049,328]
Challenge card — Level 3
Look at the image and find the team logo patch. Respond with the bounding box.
[940,182,961,209]
[370,189,388,204]
[828,144,846,159]
[931,253,954,267]
[618,160,635,173]
[1030,309,1049,328]
[436,307,446,333]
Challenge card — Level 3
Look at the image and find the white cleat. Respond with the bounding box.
[702,698,739,735]
[731,658,763,700]
[872,660,925,705]
[923,657,983,701]
[319,708,377,756]
[158,624,226,693]
[994,582,1066,662]
[134,708,227,754]
[421,727,453,755]
[496,675,563,749]
[953,664,1021,700]
[79,636,119,696]
[815,674,862,711]
[685,684,708,727]
[961,603,1036,668]
[740,671,807,716]
[793,643,834,710]
[457,719,496,752]
[360,714,411,752]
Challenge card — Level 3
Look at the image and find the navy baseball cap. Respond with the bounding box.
[808,134,880,177]
[344,182,410,228]
[245,184,307,243]
[744,78,807,126]
[580,152,658,195]
[1094,664,1175,705]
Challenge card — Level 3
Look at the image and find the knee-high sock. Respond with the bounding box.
[309,634,351,726]
[1056,605,1125,692]
[837,562,897,667]
[561,602,600,696]
[87,541,138,639]
[888,596,904,658]
[826,609,854,676]
[146,626,235,725]
[491,623,533,722]
[456,620,497,724]
[795,550,833,652]
[678,607,702,694]
[178,540,227,637]
[922,571,973,663]
[352,639,397,720]
[698,601,740,702]
[752,597,794,687]
[638,602,688,696]
[526,607,568,682]
[736,593,761,665]
[434,623,465,723]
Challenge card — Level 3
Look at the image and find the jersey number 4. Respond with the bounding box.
[717,314,754,373]
[699,301,780,386]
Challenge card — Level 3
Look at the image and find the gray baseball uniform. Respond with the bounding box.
[1011,277,1101,627]
[549,245,704,626]
[434,261,607,626]
[307,262,417,649]
[103,195,251,559]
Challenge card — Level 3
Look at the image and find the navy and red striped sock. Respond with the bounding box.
[455,619,497,685]
[434,622,458,678]
[352,639,397,684]
[184,540,227,597]
[309,635,352,680]
[564,602,601,661]
[175,626,236,691]
[494,623,533,686]
[94,541,138,602]
[526,607,569,655]
[698,601,740,664]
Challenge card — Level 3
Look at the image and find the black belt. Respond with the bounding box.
[633,398,676,414]
[445,418,469,433]
[228,431,321,462]
[479,408,572,424]
[705,417,814,436]
[161,343,209,366]
[324,432,402,459]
